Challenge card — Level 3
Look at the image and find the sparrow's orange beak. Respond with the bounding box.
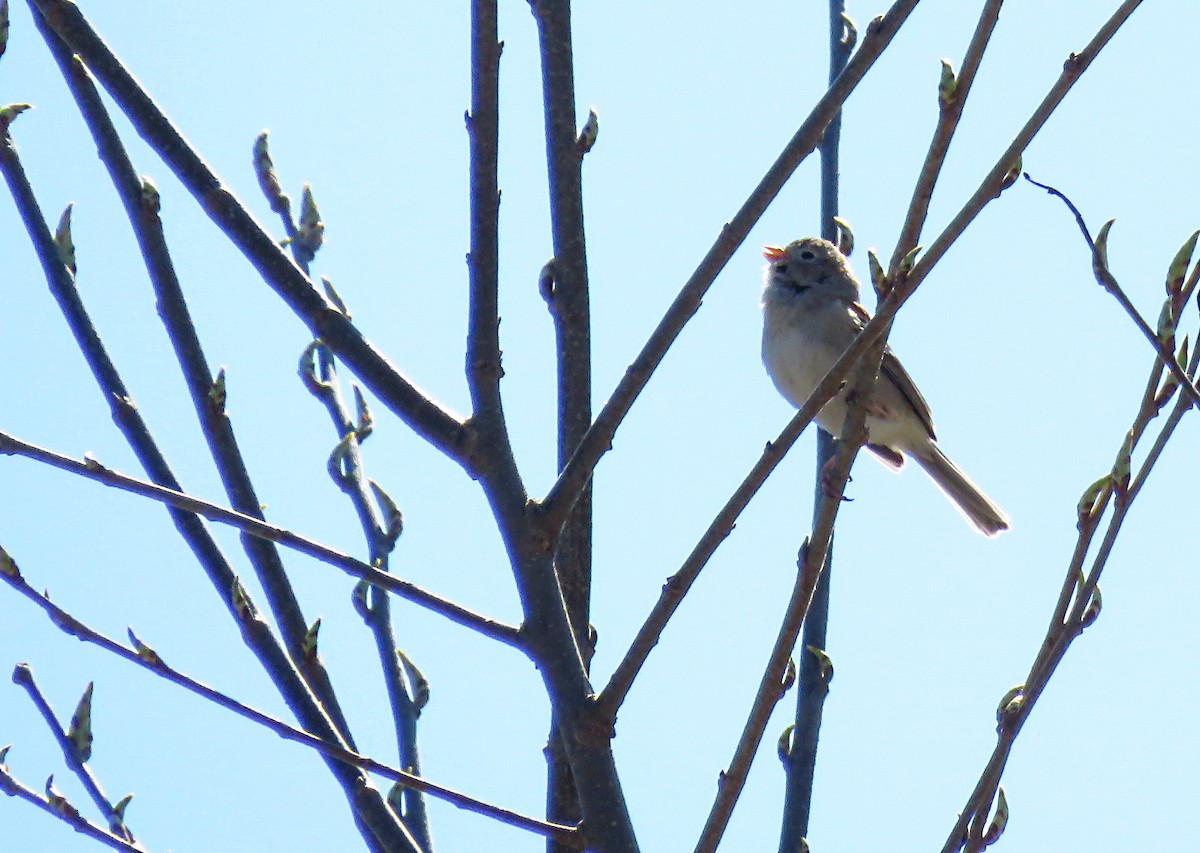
[763,245,787,263]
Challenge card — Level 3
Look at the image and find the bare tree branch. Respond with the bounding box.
[0,429,523,648]
[10,666,135,843]
[303,344,433,849]
[901,0,1147,295]
[27,0,472,469]
[888,0,1004,271]
[528,0,595,840]
[1024,174,1200,408]
[0,762,149,853]
[942,225,1199,853]
[0,565,582,849]
[778,3,857,847]
[596,399,830,720]
[695,346,878,853]
[2,102,419,850]
[29,14,360,750]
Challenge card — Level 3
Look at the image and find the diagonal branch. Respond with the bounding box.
[30,14,359,749]
[899,0,1146,297]
[0,765,148,853]
[11,665,135,843]
[941,217,1200,853]
[0,126,412,849]
[2,111,417,852]
[0,562,583,849]
[694,335,880,853]
[596,391,832,720]
[1024,174,1200,408]
[888,0,1005,271]
[28,0,472,470]
[0,429,523,648]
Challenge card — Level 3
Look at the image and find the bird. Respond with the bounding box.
[760,237,1009,537]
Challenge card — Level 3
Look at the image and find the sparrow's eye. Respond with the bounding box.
[773,262,788,274]
[799,250,816,261]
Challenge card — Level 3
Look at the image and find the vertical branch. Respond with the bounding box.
[778,5,851,851]
[466,0,503,425]
[304,347,433,851]
[530,0,591,631]
[529,0,593,843]
[464,3,637,850]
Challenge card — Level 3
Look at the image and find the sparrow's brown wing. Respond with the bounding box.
[847,300,937,441]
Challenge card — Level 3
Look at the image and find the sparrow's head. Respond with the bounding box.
[762,238,857,298]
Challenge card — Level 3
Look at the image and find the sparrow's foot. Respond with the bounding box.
[819,457,854,502]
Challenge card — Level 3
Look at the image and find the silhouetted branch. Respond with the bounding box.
[3,103,418,853]
[0,560,582,849]
[695,296,881,853]
[0,761,148,853]
[303,343,432,849]
[11,665,135,842]
[0,430,523,648]
[902,0,1146,296]
[466,0,503,425]
[596,393,832,720]
[941,231,1199,853]
[1024,173,1200,408]
[30,15,359,749]
[28,0,472,470]
[889,0,1004,271]
[528,0,595,840]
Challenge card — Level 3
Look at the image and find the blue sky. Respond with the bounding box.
[1,2,1196,851]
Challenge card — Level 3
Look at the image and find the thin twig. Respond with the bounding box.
[304,342,432,848]
[1024,173,1200,409]
[0,765,150,853]
[11,665,135,842]
[0,429,523,648]
[899,0,1146,299]
[889,0,1005,271]
[596,377,841,719]
[3,97,422,850]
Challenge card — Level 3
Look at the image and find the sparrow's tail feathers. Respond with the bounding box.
[912,443,1010,537]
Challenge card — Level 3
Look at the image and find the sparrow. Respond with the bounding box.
[760,237,1009,536]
